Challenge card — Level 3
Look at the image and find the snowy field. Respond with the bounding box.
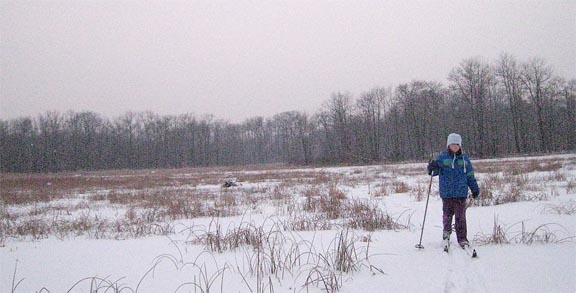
[1,154,575,292]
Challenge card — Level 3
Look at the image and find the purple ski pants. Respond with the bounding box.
[442,198,468,243]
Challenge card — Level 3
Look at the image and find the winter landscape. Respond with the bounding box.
[1,153,574,292]
[2,1,575,292]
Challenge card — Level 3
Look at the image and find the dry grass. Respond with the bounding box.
[3,155,574,292]
[301,184,346,219]
[412,183,426,201]
[371,183,389,198]
[567,179,576,194]
[540,200,576,215]
[474,216,508,244]
[1,186,241,241]
[4,154,571,241]
[344,200,407,231]
[284,213,333,231]
[187,221,382,292]
[392,181,410,193]
[475,157,564,176]
[0,165,327,205]
[474,216,574,245]
[471,159,566,207]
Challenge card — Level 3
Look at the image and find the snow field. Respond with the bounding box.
[1,154,575,292]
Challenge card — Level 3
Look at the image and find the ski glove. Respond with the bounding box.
[472,191,480,199]
[427,160,441,176]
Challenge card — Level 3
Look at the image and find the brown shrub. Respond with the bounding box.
[392,181,410,193]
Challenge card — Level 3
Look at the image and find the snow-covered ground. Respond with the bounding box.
[1,154,575,292]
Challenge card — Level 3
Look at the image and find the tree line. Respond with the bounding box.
[1,54,575,173]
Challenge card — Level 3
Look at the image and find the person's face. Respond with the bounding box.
[449,144,460,152]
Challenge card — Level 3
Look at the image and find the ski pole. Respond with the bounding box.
[415,175,434,249]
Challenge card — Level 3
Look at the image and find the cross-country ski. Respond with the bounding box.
[460,243,478,258]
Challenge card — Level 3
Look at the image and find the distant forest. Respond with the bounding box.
[2,55,575,173]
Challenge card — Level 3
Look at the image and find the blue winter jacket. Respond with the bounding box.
[431,150,479,199]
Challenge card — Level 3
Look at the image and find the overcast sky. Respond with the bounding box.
[1,1,575,122]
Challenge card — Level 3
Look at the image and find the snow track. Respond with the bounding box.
[443,246,487,293]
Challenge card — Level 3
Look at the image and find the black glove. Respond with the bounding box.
[472,191,480,199]
[427,160,441,176]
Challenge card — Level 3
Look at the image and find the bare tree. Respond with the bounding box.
[356,87,387,162]
[1,118,36,172]
[496,53,529,153]
[64,111,104,170]
[293,112,314,164]
[242,117,267,164]
[382,102,404,160]
[395,81,447,158]
[448,57,493,156]
[111,112,139,168]
[37,112,64,172]
[566,80,576,150]
[324,92,354,162]
[520,58,555,152]
[0,120,8,171]
[269,111,311,164]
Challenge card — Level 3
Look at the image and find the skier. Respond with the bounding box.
[427,133,480,248]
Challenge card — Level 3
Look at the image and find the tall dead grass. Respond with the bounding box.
[472,162,563,207]
[540,200,576,215]
[474,216,575,245]
[189,222,384,292]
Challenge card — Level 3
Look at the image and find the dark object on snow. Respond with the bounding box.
[222,178,239,188]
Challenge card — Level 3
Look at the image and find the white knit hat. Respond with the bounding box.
[447,133,462,147]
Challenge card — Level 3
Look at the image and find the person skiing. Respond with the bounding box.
[427,133,480,248]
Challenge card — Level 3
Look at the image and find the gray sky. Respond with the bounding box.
[1,1,575,122]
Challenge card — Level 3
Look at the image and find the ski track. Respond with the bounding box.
[443,247,457,293]
[443,244,487,293]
